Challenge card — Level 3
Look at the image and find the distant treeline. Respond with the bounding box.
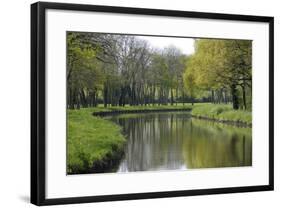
[67,32,252,110]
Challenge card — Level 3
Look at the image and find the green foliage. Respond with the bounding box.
[183,61,197,100]
[67,32,191,108]
[67,32,105,109]
[183,39,252,110]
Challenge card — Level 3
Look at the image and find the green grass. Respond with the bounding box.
[191,103,252,125]
[67,103,251,173]
[67,109,126,174]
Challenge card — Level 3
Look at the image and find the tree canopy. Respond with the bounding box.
[183,39,252,109]
[67,32,252,110]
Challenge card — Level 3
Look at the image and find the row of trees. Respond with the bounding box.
[67,32,252,110]
[67,32,190,109]
[184,39,252,110]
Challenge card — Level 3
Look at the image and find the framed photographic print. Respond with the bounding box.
[31,1,274,206]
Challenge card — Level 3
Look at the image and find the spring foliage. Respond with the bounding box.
[183,39,252,110]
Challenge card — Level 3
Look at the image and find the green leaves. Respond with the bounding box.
[183,39,252,109]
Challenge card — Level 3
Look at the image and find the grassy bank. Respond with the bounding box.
[191,104,252,126]
[67,103,252,174]
[89,103,252,125]
[67,109,126,174]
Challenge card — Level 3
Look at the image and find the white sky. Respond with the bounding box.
[137,35,195,55]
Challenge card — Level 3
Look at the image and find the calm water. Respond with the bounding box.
[108,111,252,172]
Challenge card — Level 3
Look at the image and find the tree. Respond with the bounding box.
[67,32,104,108]
[183,39,252,109]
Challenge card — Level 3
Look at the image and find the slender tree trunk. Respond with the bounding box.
[153,85,156,106]
[170,88,174,105]
[211,90,215,104]
[76,90,80,109]
[182,90,185,105]
[68,88,71,109]
[93,91,98,107]
[103,85,108,108]
[131,82,136,106]
[219,88,223,104]
[158,87,162,106]
[231,84,239,110]
[119,87,124,106]
[242,84,247,110]
[223,89,227,104]
[80,89,87,107]
[176,87,178,106]
[95,91,99,107]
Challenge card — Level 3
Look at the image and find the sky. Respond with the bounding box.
[137,35,195,55]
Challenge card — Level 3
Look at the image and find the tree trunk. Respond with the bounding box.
[119,86,127,107]
[80,89,87,108]
[158,87,162,106]
[231,84,239,110]
[103,85,108,108]
[242,81,247,110]
[170,88,174,105]
[68,88,72,109]
[182,90,185,105]
[223,89,227,104]
[176,87,178,106]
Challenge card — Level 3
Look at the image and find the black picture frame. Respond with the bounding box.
[31,1,274,206]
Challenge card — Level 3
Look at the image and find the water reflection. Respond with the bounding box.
[109,112,252,172]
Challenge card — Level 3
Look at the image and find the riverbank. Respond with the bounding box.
[191,104,252,127]
[67,103,252,174]
[67,109,126,174]
[92,104,252,126]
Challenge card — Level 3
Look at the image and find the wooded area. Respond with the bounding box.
[67,32,252,110]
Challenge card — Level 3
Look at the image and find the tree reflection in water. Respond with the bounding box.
[108,112,252,173]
